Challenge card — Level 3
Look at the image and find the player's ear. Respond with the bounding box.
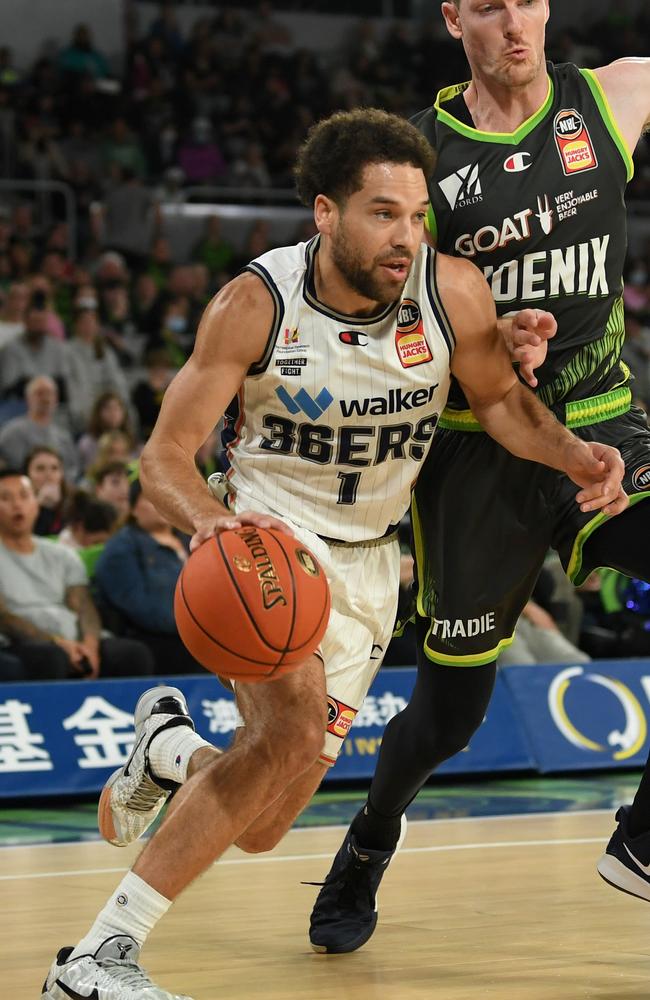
[314,194,337,236]
[441,2,462,40]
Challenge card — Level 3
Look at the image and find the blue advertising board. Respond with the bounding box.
[501,660,650,773]
[0,667,534,797]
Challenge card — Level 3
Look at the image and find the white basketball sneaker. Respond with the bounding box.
[98,686,195,847]
[42,935,194,1000]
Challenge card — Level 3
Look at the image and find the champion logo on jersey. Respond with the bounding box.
[275,385,333,419]
[395,299,433,369]
[504,152,532,173]
[439,162,482,209]
[554,109,598,176]
[339,330,368,346]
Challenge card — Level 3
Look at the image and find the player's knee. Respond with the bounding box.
[281,719,324,777]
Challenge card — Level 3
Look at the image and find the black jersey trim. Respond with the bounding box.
[434,75,554,145]
[242,263,285,376]
[425,246,455,360]
[302,236,398,325]
[579,68,635,182]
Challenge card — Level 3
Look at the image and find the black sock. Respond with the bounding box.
[628,770,650,839]
[350,800,403,852]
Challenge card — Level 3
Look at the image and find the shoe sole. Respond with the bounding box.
[310,814,408,955]
[597,853,650,902]
[97,686,188,847]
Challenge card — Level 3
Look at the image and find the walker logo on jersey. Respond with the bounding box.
[503,152,532,173]
[548,666,647,761]
[439,162,482,209]
[338,383,438,417]
[275,385,334,420]
[554,109,598,176]
[395,300,433,369]
[339,330,369,346]
[327,696,357,739]
[632,465,650,491]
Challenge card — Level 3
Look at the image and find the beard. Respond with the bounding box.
[330,222,411,306]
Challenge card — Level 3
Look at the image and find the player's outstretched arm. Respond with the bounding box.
[140,272,290,545]
[439,255,628,516]
[594,58,650,152]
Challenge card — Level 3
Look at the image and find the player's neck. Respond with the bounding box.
[463,67,549,134]
[314,245,388,319]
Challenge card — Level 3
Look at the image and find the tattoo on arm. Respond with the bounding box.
[66,586,101,639]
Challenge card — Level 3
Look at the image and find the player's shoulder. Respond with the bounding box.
[247,239,312,286]
[433,251,494,329]
[410,103,438,145]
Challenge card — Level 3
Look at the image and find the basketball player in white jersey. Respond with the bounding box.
[42,108,626,1000]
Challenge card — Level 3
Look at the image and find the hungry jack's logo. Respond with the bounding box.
[395,299,433,369]
[554,109,598,177]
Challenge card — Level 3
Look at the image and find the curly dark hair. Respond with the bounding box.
[294,108,436,208]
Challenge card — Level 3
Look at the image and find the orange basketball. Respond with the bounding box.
[174,525,331,682]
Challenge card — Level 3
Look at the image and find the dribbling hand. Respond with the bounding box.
[190,510,294,552]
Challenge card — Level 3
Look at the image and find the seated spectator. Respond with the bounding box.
[131,273,162,339]
[64,304,130,434]
[0,375,79,479]
[0,281,29,349]
[580,569,650,659]
[28,275,67,340]
[95,479,202,675]
[498,598,590,666]
[24,445,72,536]
[89,459,131,518]
[131,348,175,437]
[58,24,110,80]
[0,469,154,681]
[77,391,136,472]
[93,429,139,467]
[58,489,118,552]
[0,303,70,401]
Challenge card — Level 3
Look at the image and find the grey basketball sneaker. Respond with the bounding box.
[98,686,195,847]
[42,935,194,1000]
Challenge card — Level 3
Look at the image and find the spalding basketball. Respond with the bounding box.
[174,525,331,682]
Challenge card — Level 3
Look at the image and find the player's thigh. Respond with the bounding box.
[414,428,553,665]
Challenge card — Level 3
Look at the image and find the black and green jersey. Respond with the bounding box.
[413,61,634,411]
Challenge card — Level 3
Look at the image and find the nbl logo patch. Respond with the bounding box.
[395,300,433,369]
[632,465,650,492]
[554,109,598,177]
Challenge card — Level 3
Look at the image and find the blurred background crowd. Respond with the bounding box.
[1,0,650,682]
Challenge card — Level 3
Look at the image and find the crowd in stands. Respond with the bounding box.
[1,4,650,680]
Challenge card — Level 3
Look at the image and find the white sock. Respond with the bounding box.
[70,872,171,959]
[148,725,217,783]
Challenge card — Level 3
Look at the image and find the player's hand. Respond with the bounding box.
[190,510,294,551]
[500,309,557,387]
[568,441,629,516]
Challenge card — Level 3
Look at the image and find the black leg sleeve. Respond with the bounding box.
[369,617,497,818]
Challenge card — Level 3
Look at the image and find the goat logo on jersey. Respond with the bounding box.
[554,109,598,177]
[395,299,433,369]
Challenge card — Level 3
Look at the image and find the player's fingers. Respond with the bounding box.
[518,361,538,387]
[602,489,630,516]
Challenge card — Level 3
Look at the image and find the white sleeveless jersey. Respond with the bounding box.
[223,237,454,542]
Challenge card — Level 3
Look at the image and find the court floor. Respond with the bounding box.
[4,776,650,999]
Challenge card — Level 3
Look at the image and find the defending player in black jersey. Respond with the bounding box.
[310,0,650,955]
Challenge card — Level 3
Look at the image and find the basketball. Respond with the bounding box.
[174,525,331,682]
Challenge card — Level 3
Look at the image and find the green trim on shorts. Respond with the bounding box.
[567,491,650,585]
[439,385,632,434]
[420,628,516,667]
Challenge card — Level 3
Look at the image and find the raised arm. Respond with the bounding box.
[594,58,650,153]
[437,254,628,516]
[140,272,289,546]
